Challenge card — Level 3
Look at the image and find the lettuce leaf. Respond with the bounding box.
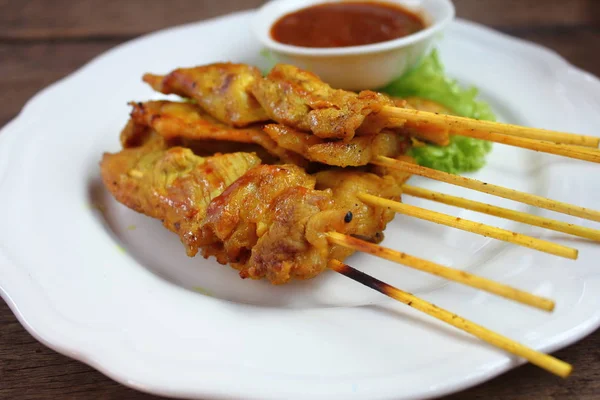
[381,50,495,173]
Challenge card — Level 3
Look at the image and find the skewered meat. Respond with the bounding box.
[101,61,422,284]
[129,100,262,142]
[264,124,410,167]
[128,101,409,167]
[129,100,303,164]
[141,62,456,147]
[201,164,403,283]
[119,116,275,162]
[252,64,397,141]
[199,163,347,283]
[143,63,402,140]
[101,139,261,256]
[120,119,155,149]
[143,63,269,127]
[101,140,403,283]
[315,169,401,240]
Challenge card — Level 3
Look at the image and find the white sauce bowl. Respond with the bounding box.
[253,0,455,90]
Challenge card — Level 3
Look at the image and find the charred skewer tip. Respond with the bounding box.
[326,232,555,312]
[328,259,573,378]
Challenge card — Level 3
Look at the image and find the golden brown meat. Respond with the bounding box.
[264,124,410,167]
[199,164,402,284]
[315,169,401,243]
[128,100,304,165]
[177,139,278,163]
[129,100,261,142]
[101,143,261,256]
[201,163,316,258]
[252,64,396,141]
[140,62,449,147]
[118,116,279,163]
[248,186,351,283]
[200,164,348,283]
[119,119,154,148]
[143,63,269,127]
[102,142,405,284]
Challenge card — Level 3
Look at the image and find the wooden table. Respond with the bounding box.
[1,1,599,398]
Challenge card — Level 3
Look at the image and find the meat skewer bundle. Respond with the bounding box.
[140,62,600,220]
[143,62,600,159]
[103,128,406,284]
[101,62,600,379]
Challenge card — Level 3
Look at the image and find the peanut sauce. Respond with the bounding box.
[270,1,425,48]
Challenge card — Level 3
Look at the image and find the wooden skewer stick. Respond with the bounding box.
[329,259,573,378]
[357,193,578,260]
[326,232,555,311]
[373,156,600,223]
[402,185,600,242]
[381,106,600,148]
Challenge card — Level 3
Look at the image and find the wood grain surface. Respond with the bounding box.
[1,0,599,398]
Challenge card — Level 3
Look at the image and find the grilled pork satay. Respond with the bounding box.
[252,64,397,141]
[128,101,409,167]
[119,116,277,162]
[315,169,402,241]
[264,124,410,167]
[200,164,401,283]
[128,100,304,165]
[129,100,262,142]
[102,139,403,283]
[143,63,269,127]
[142,62,450,146]
[120,119,155,149]
[101,139,262,256]
[199,164,346,283]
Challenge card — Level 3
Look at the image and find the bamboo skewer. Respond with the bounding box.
[329,259,572,378]
[402,185,600,242]
[357,193,578,260]
[373,156,600,223]
[326,232,555,311]
[381,106,600,148]
[459,130,600,163]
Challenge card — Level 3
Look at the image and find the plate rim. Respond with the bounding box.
[1,12,599,400]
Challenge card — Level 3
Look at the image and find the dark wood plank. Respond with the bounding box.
[0,41,118,127]
[0,0,267,39]
[454,0,599,28]
[446,331,600,400]
[1,0,600,399]
[508,28,600,77]
[0,0,597,39]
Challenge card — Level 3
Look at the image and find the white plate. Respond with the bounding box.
[1,11,600,400]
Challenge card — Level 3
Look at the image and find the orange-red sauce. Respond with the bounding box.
[271,1,425,48]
